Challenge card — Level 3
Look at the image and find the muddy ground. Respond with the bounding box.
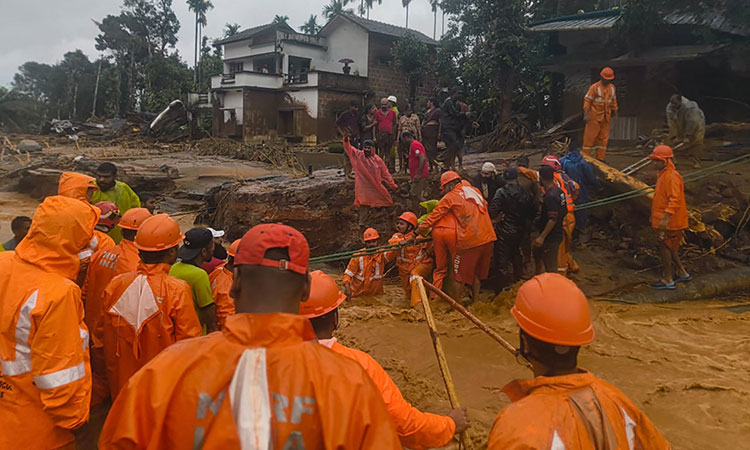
[1,136,749,448]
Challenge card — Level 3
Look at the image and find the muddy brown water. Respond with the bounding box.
[336,280,750,449]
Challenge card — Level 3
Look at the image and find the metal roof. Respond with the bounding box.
[321,13,438,45]
[215,22,297,46]
[528,9,622,32]
[528,8,750,37]
[664,11,750,37]
[610,44,729,64]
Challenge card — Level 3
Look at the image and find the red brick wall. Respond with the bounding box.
[317,89,362,142]
[367,35,437,111]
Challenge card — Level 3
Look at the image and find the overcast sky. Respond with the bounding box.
[0,0,445,87]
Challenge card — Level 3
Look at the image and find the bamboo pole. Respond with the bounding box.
[422,279,532,369]
[414,277,474,450]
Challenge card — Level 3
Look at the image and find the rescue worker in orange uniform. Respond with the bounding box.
[0,195,98,449]
[342,227,394,298]
[99,223,401,448]
[58,171,116,285]
[82,207,152,407]
[388,212,434,305]
[418,171,496,301]
[100,213,202,397]
[542,155,580,275]
[583,67,618,161]
[488,273,671,449]
[649,145,690,290]
[301,270,470,448]
[209,238,240,328]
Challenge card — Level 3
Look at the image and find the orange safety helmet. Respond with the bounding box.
[397,211,418,228]
[600,67,615,81]
[134,213,183,251]
[299,270,347,319]
[648,145,674,161]
[511,273,594,346]
[227,239,241,257]
[119,207,153,230]
[440,170,461,190]
[363,227,380,242]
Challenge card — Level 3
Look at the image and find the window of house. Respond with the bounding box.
[229,62,244,73]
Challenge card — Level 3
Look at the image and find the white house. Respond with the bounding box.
[210,13,437,143]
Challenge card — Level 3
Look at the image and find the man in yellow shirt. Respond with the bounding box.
[91,162,141,243]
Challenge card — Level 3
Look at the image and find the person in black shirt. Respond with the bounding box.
[534,165,566,274]
[489,168,536,291]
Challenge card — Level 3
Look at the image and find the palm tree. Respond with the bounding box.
[323,0,355,20]
[403,0,412,28]
[223,23,241,38]
[363,0,383,19]
[299,15,321,35]
[430,0,439,39]
[273,15,290,24]
[187,0,214,85]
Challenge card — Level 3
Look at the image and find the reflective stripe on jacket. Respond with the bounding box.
[0,196,98,449]
[101,263,202,397]
[583,81,618,122]
[342,251,391,297]
[488,371,671,449]
[99,314,401,449]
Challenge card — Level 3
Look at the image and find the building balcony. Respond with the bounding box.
[211,71,284,90]
[282,71,368,92]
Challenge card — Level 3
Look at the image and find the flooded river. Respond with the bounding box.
[337,282,750,449]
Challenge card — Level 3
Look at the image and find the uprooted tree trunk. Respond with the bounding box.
[583,154,724,246]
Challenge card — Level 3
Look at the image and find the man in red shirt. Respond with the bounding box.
[374,97,398,171]
[402,130,430,210]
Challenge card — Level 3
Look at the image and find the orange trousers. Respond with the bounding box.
[557,212,579,274]
[432,227,456,292]
[583,119,610,160]
[407,261,435,307]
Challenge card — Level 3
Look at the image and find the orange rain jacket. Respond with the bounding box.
[321,338,455,449]
[209,264,236,329]
[82,238,141,405]
[99,314,401,449]
[101,263,202,397]
[418,181,496,251]
[388,231,434,301]
[583,81,618,123]
[0,196,98,449]
[488,371,671,449]
[343,250,394,297]
[651,159,689,231]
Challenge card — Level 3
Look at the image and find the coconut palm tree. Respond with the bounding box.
[187,0,214,85]
[323,0,355,20]
[223,23,241,38]
[273,15,290,24]
[299,15,321,35]
[430,0,439,39]
[403,0,412,28]
[363,0,383,19]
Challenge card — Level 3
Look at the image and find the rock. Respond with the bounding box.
[17,139,43,153]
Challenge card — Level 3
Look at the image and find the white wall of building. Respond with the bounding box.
[222,89,244,124]
[280,42,327,72]
[320,20,369,76]
[223,41,277,60]
[286,89,319,119]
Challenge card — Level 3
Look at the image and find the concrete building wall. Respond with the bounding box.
[224,41,276,60]
[243,89,281,142]
[321,20,369,76]
[286,89,319,119]
[223,90,244,124]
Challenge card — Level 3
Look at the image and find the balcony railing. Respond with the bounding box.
[211,71,284,90]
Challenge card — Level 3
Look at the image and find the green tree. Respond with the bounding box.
[0,87,45,132]
[391,32,430,106]
[440,0,550,127]
[187,0,214,85]
[361,0,382,19]
[402,0,412,28]
[273,15,290,24]
[322,0,354,20]
[223,22,241,38]
[299,15,321,34]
